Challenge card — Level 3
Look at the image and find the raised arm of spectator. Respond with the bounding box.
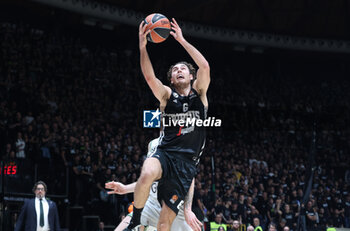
[60,150,68,167]
[267,210,272,223]
[276,198,283,216]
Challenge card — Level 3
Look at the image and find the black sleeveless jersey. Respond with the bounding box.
[158,88,206,162]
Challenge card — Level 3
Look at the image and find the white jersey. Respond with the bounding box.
[141,138,192,231]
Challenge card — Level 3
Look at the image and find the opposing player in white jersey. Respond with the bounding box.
[106,138,202,231]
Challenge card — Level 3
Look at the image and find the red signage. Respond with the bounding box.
[0,165,17,175]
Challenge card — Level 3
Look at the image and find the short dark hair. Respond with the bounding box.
[167,61,196,85]
[268,222,277,229]
[32,181,47,193]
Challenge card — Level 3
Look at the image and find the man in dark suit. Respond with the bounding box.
[15,181,61,231]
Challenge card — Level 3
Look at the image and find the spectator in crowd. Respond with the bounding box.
[218,226,226,231]
[267,223,277,231]
[210,213,227,231]
[253,217,263,231]
[305,201,317,230]
[15,132,25,158]
[332,209,344,228]
[231,220,240,231]
[344,195,350,228]
[277,218,287,231]
[247,225,255,231]
[192,181,206,224]
[230,201,242,224]
[97,221,105,231]
[222,200,233,224]
[281,204,296,231]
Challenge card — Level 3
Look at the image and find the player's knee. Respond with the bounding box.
[139,169,157,185]
[140,160,161,182]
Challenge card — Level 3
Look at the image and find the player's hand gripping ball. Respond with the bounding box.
[144,13,171,43]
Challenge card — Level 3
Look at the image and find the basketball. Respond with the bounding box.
[144,13,171,43]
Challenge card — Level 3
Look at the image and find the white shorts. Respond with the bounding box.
[140,198,192,231]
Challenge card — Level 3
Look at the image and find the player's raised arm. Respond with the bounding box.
[139,21,171,103]
[170,18,210,96]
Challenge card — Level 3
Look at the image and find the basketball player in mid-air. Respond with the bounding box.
[124,18,210,231]
[106,138,200,231]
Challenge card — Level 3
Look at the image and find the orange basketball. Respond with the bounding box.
[144,13,171,43]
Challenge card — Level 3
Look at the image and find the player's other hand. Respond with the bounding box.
[184,209,202,231]
[170,18,185,43]
[105,181,127,195]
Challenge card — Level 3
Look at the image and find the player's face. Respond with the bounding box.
[171,63,193,87]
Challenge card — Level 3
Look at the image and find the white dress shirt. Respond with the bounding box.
[35,197,50,231]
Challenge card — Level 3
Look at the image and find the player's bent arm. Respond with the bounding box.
[123,182,137,193]
[105,182,137,194]
[179,40,210,95]
[192,68,210,97]
[140,47,171,102]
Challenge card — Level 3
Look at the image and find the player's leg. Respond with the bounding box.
[157,153,197,231]
[134,157,162,208]
[157,201,177,231]
[126,157,162,230]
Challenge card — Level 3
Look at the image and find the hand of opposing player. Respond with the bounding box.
[105,181,128,195]
[184,209,202,231]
